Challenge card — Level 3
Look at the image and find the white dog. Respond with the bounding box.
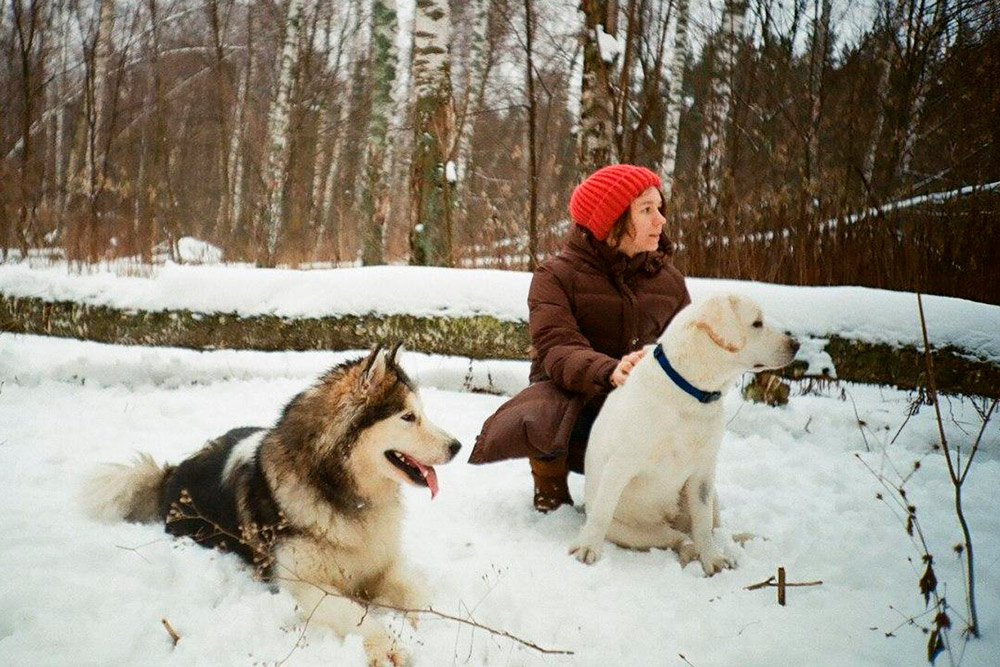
[569,294,798,575]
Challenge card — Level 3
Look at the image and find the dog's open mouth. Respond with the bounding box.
[385,450,439,499]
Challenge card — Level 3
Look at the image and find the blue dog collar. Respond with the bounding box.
[652,344,722,404]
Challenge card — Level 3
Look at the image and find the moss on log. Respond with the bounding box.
[2,294,997,397]
[0,295,529,360]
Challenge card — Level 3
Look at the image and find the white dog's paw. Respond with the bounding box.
[698,551,736,577]
[676,541,698,567]
[364,631,409,667]
[569,540,604,565]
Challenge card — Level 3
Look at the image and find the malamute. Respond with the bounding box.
[83,345,461,665]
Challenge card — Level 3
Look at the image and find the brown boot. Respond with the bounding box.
[530,455,573,513]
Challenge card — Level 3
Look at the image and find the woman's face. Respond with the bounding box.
[615,186,665,257]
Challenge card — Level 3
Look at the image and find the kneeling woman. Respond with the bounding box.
[469,164,690,511]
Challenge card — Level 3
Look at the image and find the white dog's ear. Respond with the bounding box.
[692,295,746,353]
[360,345,388,388]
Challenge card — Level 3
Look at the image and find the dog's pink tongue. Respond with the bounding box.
[422,466,439,499]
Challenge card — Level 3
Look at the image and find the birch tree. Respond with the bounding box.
[51,0,73,221]
[578,0,619,177]
[660,0,689,198]
[310,0,358,259]
[862,0,903,192]
[227,5,253,240]
[891,0,948,193]
[699,0,747,210]
[409,0,455,266]
[453,0,493,202]
[360,0,398,265]
[258,0,304,265]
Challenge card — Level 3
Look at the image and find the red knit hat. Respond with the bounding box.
[569,164,662,241]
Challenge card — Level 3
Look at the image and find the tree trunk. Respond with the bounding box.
[308,1,354,260]
[892,0,947,194]
[227,16,251,242]
[409,0,455,266]
[699,0,746,210]
[135,0,168,262]
[259,0,304,265]
[453,0,492,201]
[360,0,398,266]
[12,0,44,256]
[660,0,689,198]
[804,0,831,204]
[205,0,232,241]
[80,0,116,261]
[54,0,73,224]
[577,0,619,177]
[524,0,539,270]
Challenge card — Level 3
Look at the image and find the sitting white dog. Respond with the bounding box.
[570,294,798,575]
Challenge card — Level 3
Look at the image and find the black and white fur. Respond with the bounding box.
[83,345,461,666]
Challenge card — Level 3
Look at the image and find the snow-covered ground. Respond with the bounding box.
[1,334,998,666]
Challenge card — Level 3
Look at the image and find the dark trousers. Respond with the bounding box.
[566,403,599,474]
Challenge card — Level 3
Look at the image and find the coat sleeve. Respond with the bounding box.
[527,263,619,397]
[679,275,692,311]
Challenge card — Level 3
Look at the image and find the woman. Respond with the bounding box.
[468,164,691,511]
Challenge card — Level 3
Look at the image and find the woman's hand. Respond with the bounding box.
[610,349,646,387]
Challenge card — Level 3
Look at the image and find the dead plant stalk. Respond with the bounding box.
[916,292,996,638]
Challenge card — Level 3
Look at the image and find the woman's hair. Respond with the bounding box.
[603,187,668,249]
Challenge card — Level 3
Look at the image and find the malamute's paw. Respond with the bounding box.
[569,539,603,565]
[364,632,409,667]
[698,551,735,577]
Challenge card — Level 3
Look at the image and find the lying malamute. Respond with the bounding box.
[83,345,461,665]
[570,294,798,575]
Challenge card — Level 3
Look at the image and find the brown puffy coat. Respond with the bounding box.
[468,225,690,466]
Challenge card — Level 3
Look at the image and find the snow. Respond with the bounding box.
[595,24,622,63]
[1,263,998,363]
[1,333,999,666]
[827,180,1000,231]
[175,237,223,265]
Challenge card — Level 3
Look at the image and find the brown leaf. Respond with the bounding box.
[927,629,945,663]
[919,562,937,605]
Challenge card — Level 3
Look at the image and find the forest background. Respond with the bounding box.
[2,0,998,304]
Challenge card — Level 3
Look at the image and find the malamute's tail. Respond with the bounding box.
[81,453,172,523]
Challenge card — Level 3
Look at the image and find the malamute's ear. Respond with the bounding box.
[692,294,746,353]
[388,342,405,367]
[360,345,387,388]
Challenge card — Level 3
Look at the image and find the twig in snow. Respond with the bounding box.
[163,496,575,658]
[161,617,180,646]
